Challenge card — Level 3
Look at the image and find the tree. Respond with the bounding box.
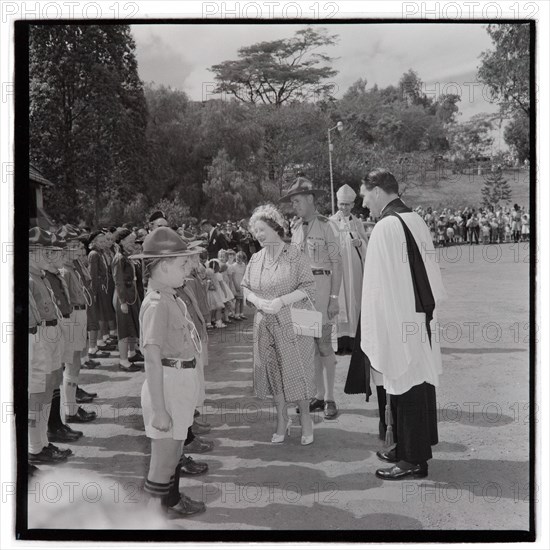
[30,25,148,225]
[147,194,190,227]
[398,69,430,107]
[434,93,461,125]
[478,24,530,117]
[210,27,338,107]
[481,168,512,210]
[144,84,198,206]
[448,114,494,169]
[504,112,530,163]
[202,149,268,220]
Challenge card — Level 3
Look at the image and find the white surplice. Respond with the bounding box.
[360,212,447,395]
[329,212,368,338]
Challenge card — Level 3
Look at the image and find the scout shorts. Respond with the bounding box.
[141,366,199,440]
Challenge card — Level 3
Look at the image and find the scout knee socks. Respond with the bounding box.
[48,388,64,431]
[63,373,79,417]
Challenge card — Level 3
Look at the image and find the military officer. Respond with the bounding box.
[280,176,343,419]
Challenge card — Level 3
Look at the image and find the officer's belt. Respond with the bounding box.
[311,269,331,275]
[161,357,196,369]
[73,304,86,310]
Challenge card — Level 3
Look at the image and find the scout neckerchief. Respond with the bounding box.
[100,251,109,292]
[41,272,63,321]
[119,253,138,305]
[29,289,42,326]
[181,282,205,326]
[74,263,93,306]
[175,295,203,356]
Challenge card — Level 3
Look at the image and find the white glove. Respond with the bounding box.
[245,291,260,308]
[262,298,284,315]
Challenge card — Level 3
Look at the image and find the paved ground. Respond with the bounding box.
[28,241,531,531]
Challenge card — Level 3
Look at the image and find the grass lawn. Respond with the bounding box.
[402,168,531,211]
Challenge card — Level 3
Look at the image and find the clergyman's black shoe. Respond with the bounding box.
[375,463,428,480]
[376,449,397,463]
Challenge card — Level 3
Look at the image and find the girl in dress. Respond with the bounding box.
[205,259,225,329]
[521,212,530,242]
[230,251,248,320]
[217,250,235,324]
[504,223,512,243]
[481,222,491,244]
[226,249,239,319]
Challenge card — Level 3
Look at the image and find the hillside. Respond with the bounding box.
[402,168,531,211]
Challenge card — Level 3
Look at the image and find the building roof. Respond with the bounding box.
[29,164,54,187]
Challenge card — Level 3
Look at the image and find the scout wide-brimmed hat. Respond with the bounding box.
[130,227,204,259]
[57,225,81,248]
[29,227,63,250]
[279,176,326,203]
[148,210,167,223]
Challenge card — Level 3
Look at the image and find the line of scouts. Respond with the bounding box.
[28,225,214,516]
[28,170,445,519]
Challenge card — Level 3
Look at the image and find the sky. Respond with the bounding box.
[131,22,502,124]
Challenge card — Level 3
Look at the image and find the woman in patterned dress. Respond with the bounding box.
[241,204,317,445]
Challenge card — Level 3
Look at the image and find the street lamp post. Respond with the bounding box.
[328,121,344,215]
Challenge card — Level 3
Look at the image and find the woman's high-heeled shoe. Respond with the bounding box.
[271,418,292,444]
[300,421,314,446]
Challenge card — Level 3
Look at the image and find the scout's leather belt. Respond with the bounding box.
[43,319,58,327]
[73,304,86,310]
[161,357,196,369]
[311,269,331,275]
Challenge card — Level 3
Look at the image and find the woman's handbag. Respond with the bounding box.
[290,294,322,338]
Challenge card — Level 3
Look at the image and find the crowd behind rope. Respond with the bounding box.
[412,203,530,246]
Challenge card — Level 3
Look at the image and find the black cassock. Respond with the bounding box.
[344,198,438,463]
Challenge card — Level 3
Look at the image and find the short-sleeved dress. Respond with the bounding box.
[229,262,247,299]
[241,243,317,402]
[205,268,225,310]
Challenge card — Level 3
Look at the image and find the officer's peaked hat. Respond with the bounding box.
[279,176,326,203]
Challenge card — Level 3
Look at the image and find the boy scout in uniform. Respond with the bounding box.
[280,177,343,419]
[43,236,96,437]
[57,225,96,423]
[130,227,206,517]
[28,228,73,464]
